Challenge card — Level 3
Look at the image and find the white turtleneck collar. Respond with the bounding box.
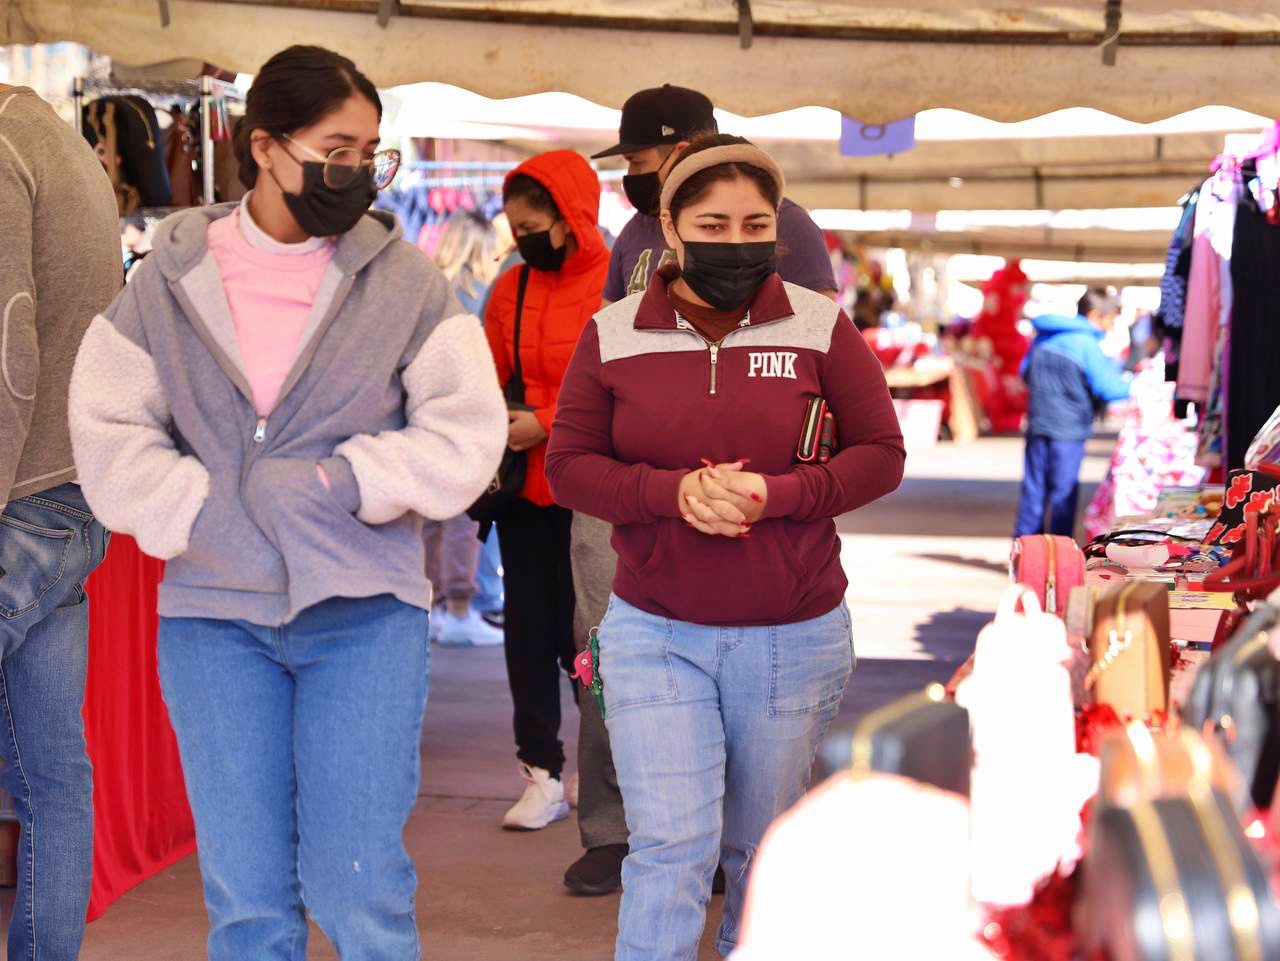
[238,192,331,255]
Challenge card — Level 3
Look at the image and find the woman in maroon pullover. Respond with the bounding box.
[546,136,905,961]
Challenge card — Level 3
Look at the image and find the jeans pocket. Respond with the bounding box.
[0,514,76,620]
[768,603,855,717]
[598,598,678,715]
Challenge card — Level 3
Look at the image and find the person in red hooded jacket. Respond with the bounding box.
[485,150,610,831]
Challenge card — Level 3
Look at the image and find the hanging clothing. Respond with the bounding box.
[1227,191,1280,469]
[1177,172,1238,407]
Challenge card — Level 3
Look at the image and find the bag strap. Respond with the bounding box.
[508,265,532,404]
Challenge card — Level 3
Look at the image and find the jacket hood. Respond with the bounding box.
[505,150,606,271]
[1031,312,1103,339]
[150,201,402,280]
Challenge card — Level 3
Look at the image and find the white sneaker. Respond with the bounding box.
[428,603,445,644]
[502,765,570,831]
[566,771,580,809]
[437,609,504,647]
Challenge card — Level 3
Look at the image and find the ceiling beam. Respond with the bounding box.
[204,0,1280,45]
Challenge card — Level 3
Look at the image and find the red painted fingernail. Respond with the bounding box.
[701,458,715,469]
[750,493,764,503]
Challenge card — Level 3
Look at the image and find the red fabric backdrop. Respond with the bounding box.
[83,535,195,920]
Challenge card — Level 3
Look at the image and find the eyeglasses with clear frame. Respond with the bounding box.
[282,135,401,191]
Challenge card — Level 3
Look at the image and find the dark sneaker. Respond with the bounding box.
[564,844,628,896]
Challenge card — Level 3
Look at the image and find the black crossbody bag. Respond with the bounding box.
[468,266,534,533]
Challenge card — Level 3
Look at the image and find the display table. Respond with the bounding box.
[83,536,195,920]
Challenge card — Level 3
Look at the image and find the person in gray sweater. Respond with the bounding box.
[0,83,120,961]
[68,47,506,961]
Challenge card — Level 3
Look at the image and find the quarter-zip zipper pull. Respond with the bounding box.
[254,418,267,443]
[708,344,720,395]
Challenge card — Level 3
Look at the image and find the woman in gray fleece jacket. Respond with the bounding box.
[67,47,505,961]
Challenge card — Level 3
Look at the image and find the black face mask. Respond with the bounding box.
[272,160,375,238]
[516,228,568,273]
[678,238,778,311]
[623,171,661,218]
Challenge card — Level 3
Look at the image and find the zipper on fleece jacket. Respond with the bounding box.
[238,273,356,489]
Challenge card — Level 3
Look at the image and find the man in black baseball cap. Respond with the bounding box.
[592,85,719,234]
[592,84,717,160]
[563,84,839,902]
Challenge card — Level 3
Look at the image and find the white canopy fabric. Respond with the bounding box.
[3,0,1280,122]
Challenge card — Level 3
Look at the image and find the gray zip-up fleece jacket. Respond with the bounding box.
[68,204,507,626]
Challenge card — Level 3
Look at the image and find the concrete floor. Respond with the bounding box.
[4,434,1112,961]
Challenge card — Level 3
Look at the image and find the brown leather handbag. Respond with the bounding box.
[1098,724,1241,810]
[1087,580,1172,720]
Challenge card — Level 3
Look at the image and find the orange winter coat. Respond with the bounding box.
[485,150,609,507]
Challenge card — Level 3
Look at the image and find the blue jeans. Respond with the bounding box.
[472,526,503,615]
[158,595,429,961]
[1013,435,1087,538]
[0,484,108,961]
[600,596,855,961]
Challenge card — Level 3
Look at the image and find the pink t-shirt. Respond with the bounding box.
[207,202,335,416]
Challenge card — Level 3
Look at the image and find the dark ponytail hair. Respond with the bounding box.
[234,45,382,189]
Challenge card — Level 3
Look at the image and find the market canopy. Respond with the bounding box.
[3,0,1280,123]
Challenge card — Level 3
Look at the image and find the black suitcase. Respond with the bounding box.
[1183,606,1280,810]
[1080,791,1280,961]
[817,684,971,796]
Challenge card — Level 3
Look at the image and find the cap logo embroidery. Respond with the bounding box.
[661,125,676,136]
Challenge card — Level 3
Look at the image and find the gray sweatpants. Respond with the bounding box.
[570,512,629,849]
[422,513,481,604]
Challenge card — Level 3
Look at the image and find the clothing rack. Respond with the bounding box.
[73,75,244,208]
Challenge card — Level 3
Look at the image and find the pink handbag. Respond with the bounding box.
[1010,534,1086,618]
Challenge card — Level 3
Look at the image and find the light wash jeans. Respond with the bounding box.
[0,483,108,961]
[158,594,429,961]
[600,595,855,961]
[473,526,503,615]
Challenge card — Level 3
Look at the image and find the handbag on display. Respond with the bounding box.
[816,684,971,796]
[1183,606,1280,810]
[1205,469,1280,549]
[1245,404,1280,478]
[1080,791,1280,961]
[82,96,173,212]
[1087,581,1172,720]
[1010,533,1085,618]
[956,587,1090,906]
[1097,723,1241,811]
[467,266,532,533]
[1205,497,1280,603]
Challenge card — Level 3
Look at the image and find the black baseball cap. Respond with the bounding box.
[591,85,718,159]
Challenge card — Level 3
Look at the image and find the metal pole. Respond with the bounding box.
[200,75,215,204]
[73,76,84,136]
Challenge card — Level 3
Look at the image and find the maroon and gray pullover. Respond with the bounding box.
[545,270,905,628]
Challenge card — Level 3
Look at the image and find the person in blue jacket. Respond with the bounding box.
[1014,288,1131,537]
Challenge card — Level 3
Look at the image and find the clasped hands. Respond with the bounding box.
[678,460,768,538]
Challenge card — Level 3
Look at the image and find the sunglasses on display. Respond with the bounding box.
[282,135,401,190]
